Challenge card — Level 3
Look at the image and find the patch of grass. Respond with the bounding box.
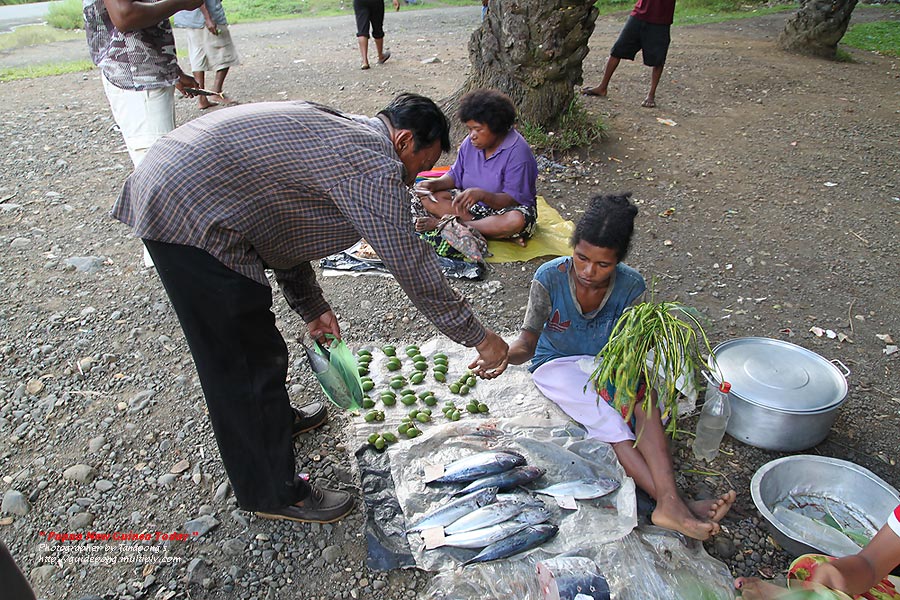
[594,0,795,25]
[0,0,42,5]
[47,0,85,30]
[0,60,94,83]
[221,0,475,24]
[0,24,82,51]
[841,20,900,57]
[520,97,606,152]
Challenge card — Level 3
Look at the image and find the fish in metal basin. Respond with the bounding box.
[435,506,553,549]
[461,523,559,566]
[428,450,526,484]
[444,496,540,535]
[451,465,546,496]
[406,487,498,533]
[532,478,620,500]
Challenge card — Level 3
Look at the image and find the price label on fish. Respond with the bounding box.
[555,495,578,511]
[421,526,446,550]
[423,463,444,483]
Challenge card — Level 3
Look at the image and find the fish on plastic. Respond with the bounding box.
[428,450,527,484]
[461,523,559,566]
[406,487,499,533]
[451,465,546,497]
[444,495,544,535]
[532,478,620,500]
[434,506,553,549]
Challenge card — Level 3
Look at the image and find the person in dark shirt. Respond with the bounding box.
[581,0,676,108]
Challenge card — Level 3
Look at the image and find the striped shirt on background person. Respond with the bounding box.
[112,101,486,347]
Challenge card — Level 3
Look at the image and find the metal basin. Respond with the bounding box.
[751,455,899,557]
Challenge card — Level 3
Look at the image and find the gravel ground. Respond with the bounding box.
[1,5,898,599]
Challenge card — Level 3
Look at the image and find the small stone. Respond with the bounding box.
[88,436,106,453]
[230,509,250,527]
[222,538,245,556]
[64,256,104,274]
[25,379,45,395]
[30,564,56,582]
[95,479,115,493]
[170,459,190,474]
[10,237,31,250]
[63,464,97,484]
[1,490,30,516]
[213,481,230,503]
[70,512,95,529]
[157,474,177,487]
[186,557,208,584]
[420,56,441,64]
[183,514,219,538]
[714,536,736,559]
[322,544,343,564]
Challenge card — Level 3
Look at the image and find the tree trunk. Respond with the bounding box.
[778,0,859,59]
[444,0,599,129]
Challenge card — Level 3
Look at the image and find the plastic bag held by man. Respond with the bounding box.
[303,338,364,411]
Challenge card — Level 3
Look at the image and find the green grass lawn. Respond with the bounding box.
[0,60,94,83]
[0,24,81,51]
[842,20,900,57]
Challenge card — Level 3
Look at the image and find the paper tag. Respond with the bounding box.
[555,495,578,511]
[422,526,446,550]
[423,463,444,483]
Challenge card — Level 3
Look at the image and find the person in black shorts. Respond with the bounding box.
[354,0,399,70]
[582,0,676,108]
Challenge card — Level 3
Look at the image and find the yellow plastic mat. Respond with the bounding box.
[485,196,574,263]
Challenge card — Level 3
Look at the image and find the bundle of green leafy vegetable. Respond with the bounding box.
[589,300,716,437]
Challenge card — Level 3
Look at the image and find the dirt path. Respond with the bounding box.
[1,5,898,599]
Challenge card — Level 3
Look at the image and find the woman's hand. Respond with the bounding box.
[306,310,341,344]
[453,188,487,212]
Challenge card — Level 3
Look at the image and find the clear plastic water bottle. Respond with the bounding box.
[693,381,732,462]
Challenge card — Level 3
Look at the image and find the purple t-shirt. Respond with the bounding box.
[446,129,538,208]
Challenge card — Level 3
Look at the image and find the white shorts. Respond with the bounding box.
[186,25,240,73]
[532,355,636,443]
[101,75,175,167]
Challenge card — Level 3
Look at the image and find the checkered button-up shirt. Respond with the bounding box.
[112,101,486,347]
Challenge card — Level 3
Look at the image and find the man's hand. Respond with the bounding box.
[205,20,218,35]
[393,0,400,11]
[307,310,341,345]
[469,330,509,379]
[175,71,200,96]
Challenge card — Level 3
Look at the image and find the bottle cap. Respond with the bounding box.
[720,381,731,393]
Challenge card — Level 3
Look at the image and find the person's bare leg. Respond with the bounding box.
[631,402,717,540]
[357,36,370,69]
[374,36,390,63]
[582,56,621,96]
[464,212,525,242]
[195,71,216,109]
[211,68,234,103]
[733,577,790,600]
[642,64,664,108]
[689,490,736,522]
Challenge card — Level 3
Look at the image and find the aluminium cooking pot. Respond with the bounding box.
[706,337,850,452]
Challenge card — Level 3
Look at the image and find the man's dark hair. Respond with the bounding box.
[571,193,639,261]
[457,89,517,136]
[378,93,451,152]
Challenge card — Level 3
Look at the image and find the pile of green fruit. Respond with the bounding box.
[367,431,398,451]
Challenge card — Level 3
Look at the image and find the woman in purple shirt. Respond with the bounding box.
[415,89,538,246]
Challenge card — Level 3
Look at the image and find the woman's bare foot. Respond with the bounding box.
[198,99,219,110]
[641,96,657,108]
[689,490,736,523]
[581,86,607,97]
[651,494,718,540]
[415,216,439,232]
[733,577,789,600]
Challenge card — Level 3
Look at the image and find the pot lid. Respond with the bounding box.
[709,337,848,412]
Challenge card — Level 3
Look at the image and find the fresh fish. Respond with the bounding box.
[436,506,553,549]
[429,451,527,484]
[445,498,534,535]
[461,523,559,566]
[406,487,498,533]
[452,466,546,496]
[532,478,620,500]
[302,344,361,411]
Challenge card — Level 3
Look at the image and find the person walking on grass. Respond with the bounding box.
[111,93,510,524]
[581,0,675,108]
[174,0,240,109]
[354,0,399,70]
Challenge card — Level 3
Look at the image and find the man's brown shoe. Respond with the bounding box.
[255,485,354,524]
[292,402,328,437]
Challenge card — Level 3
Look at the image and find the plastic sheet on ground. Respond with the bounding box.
[347,337,729,598]
[319,250,485,280]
